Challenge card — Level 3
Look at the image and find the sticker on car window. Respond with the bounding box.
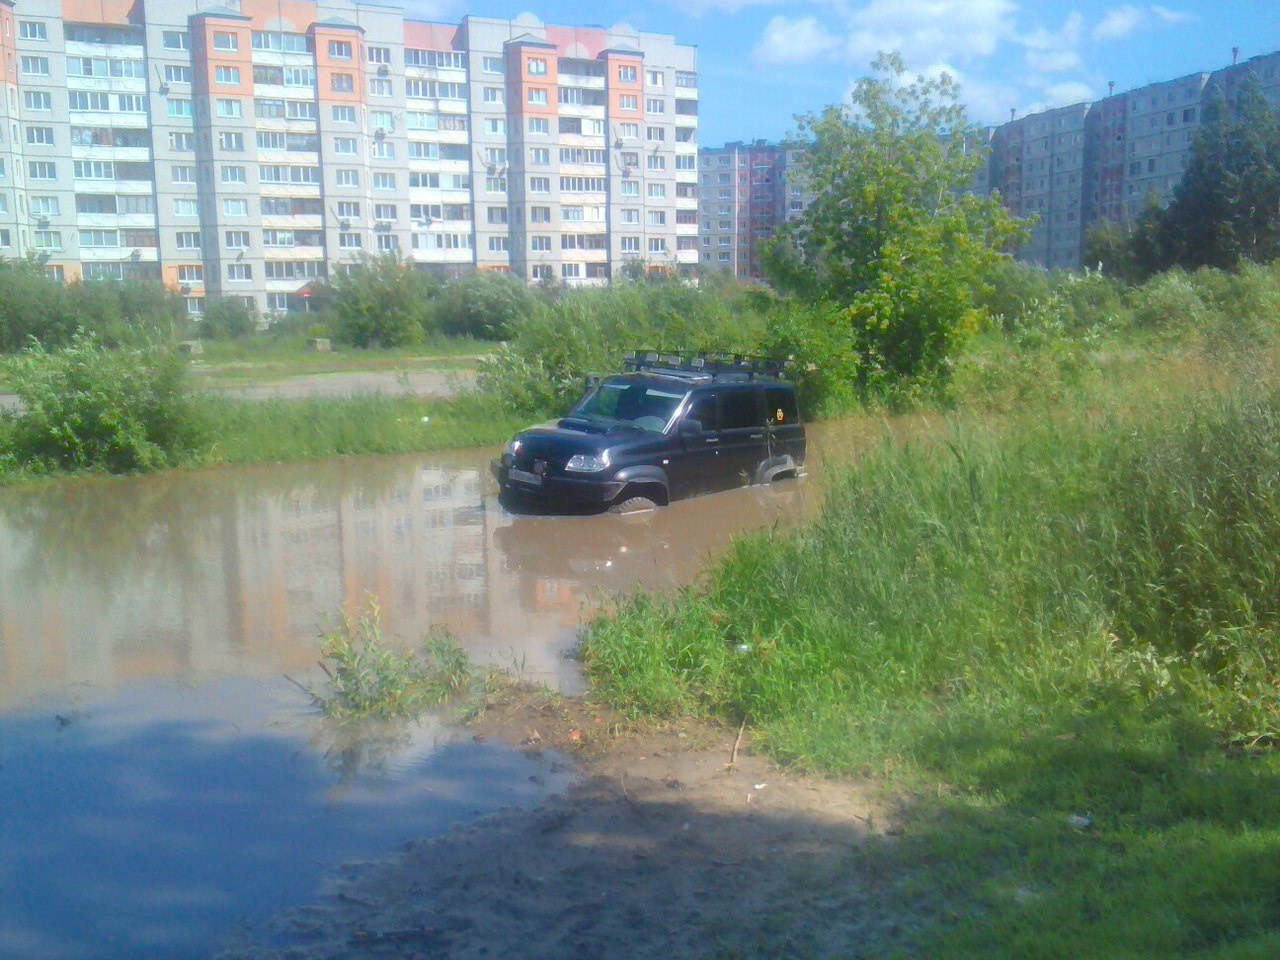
[775,408,785,423]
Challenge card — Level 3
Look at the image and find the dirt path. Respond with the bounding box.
[213,692,907,960]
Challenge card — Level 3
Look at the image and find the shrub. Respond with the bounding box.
[199,297,258,340]
[1,332,204,473]
[477,282,766,416]
[325,254,438,348]
[430,272,538,340]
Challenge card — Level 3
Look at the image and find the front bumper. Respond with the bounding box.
[491,459,625,507]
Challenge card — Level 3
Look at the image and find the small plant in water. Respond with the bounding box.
[307,600,474,721]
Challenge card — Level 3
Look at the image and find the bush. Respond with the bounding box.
[325,254,439,348]
[430,272,538,340]
[476,282,767,416]
[0,332,204,473]
[199,297,258,340]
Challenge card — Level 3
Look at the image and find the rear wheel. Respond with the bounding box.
[610,495,658,515]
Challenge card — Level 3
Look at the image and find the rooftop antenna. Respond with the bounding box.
[1108,80,1115,96]
[1232,46,1239,64]
[1010,107,1016,121]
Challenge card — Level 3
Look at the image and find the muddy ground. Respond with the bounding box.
[213,690,913,960]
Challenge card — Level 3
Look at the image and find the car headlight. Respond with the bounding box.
[504,438,523,458]
[565,452,609,473]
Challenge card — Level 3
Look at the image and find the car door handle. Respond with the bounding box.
[749,433,764,440]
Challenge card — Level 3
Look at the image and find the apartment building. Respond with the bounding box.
[989,49,1280,270]
[0,1,697,316]
[697,140,783,278]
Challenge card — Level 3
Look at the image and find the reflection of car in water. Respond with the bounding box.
[492,352,805,515]
[491,480,807,593]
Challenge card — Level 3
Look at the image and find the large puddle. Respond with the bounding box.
[0,437,831,958]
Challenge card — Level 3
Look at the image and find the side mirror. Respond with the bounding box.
[678,418,702,436]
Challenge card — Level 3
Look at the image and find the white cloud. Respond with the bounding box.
[1025,48,1083,73]
[1093,4,1144,40]
[843,0,1019,66]
[669,0,794,15]
[1151,5,1192,25]
[1041,80,1095,106]
[753,15,841,65]
[400,0,460,19]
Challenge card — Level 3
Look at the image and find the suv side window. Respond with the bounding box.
[720,389,762,430]
[685,394,717,431]
[764,387,798,425]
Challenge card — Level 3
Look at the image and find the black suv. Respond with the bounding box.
[492,352,805,512]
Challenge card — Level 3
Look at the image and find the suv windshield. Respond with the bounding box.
[569,378,688,433]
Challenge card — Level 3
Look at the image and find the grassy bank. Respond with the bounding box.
[579,346,1280,957]
[199,391,524,465]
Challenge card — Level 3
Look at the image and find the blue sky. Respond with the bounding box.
[402,1,1280,144]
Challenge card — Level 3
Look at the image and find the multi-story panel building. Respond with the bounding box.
[989,49,1279,270]
[2,1,696,316]
[698,141,781,278]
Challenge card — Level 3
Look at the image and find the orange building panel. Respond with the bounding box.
[403,21,461,50]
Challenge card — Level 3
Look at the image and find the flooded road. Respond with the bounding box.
[0,438,829,958]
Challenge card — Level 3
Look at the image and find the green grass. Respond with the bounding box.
[301,601,476,721]
[192,335,486,383]
[579,351,1280,958]
[199,389,525,464]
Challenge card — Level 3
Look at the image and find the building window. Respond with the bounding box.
[648,238,668,254]
[331,73,353,93]
[373,172,395,191]
[336,169,359,186]
[24,91,52,111]
[225,231,251,250]
[175,231,200,250]
[332,105,355,123]
[530,206,551,223]
[527,58,547,76]
[647,127,666,142]
[28,160,57,180]
[529,176,550,193]
[561,263,581,279]
[619,94,638,111]
[219,131,244,151]
[215,66,241,85]
[620,236,640,253]
[531,235,550,251]
[227,263,252,281]
[212,32,238,52]
[646,98,665,114]
[19,21,48,41]
[529,147,550,165]
[483,87,503,104]
[221,165,246,184]
[224,198,248,217]
[216,99,242,119]
[26,126,54,146]
[334,137,357,155]
[488,236,508,252]
[338,232,361,249]
[177,265,203,283]
[368,77,392,97]
[527,88,548,106]
[618,65,637,83]
[33,231,62,251]
[328,40,352,59]
[367,45,391,64]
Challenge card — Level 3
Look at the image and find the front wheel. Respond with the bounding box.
[610,495,658,515]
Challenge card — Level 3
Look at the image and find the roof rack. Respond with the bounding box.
[622,350,789,381]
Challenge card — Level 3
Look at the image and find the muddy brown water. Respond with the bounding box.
[0,423,863,959]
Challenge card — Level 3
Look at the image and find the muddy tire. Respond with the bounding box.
[610,496,658,515]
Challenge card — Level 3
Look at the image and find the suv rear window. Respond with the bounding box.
[765,386,799,425]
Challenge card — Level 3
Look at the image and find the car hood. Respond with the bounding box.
[512,419,649,455]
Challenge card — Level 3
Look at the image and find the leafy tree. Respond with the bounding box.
[0,257,74,353]
[325,253,437,348]
[200,296,258,339]
[763,53,1024,385]
[431,271,536,340]
[1158,73,1280,271]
